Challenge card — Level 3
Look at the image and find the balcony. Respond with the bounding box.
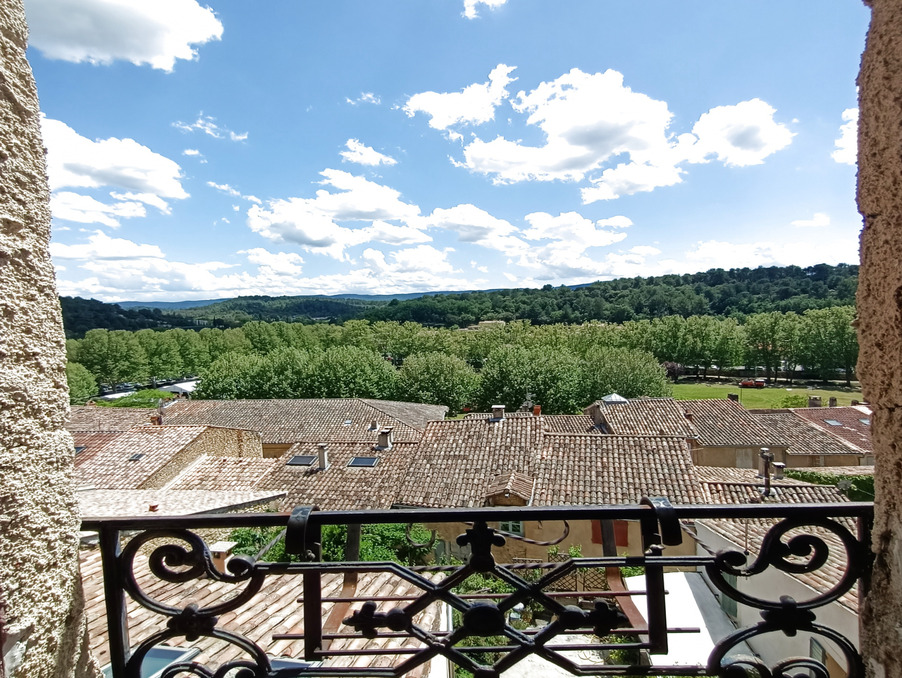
[81,500,872,678]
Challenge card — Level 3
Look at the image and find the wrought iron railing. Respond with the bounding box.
[81,500,873,678]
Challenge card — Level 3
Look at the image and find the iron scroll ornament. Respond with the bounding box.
[118,529,271,678]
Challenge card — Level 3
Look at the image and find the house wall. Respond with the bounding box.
[856,1,902,673]
[692,445,789,468]
[695,523,858,677]
[140,427,263,489]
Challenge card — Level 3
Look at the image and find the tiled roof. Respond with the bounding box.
[590,399,699,437]
[256,442,420,510]
[77,489,285,517]
[791,465,875,477]
[396,417,544,508]
[76,425,208,490]
[485,471,535,503]
[678,399,785,447]
[695,518,858,613]
[542,414,600,434]
[360,399,448,430]
[166,456,280,491]
[534,434,706,505]
[67,405,156,432]
[791,407,873,453]
[72,431,127,469]
[750,412,865,456]
[80,549,443,674]
[464,411,534,419]
[695,466,849,504]
[161,399,441,444]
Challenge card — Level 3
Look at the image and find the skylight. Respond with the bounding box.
[128,453,144,461]
[287,455,316,466]
[859,418,871,425]
[824,419,843,426]
[348,456,379,468]
[74,446,86,455]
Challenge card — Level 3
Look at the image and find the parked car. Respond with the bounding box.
[739,378,767,389]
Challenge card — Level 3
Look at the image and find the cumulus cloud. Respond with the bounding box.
[346,92,381,105]
[207,181,261,204]
[832,107,858,165]
[173,114,248,141]
[422,203,527,255]
[50,191,145,227]
[684,98,794,167]
[41,117,187,225]
[25,0,222,71]
[51,230,165,259]
[240,248,305,276]
[404,64,516,130]
[340,139,398,166]
[791,212,830,228]
[682,237,857,270]
[246,169,424,259]
[462,0,508,19]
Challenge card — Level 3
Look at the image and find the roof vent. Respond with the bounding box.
[317,443,329,470]
[377,427,393,449]
[491,405,505,420]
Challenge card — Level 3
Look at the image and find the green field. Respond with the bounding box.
[671,381,864,409]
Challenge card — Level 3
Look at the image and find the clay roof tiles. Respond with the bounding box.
[678,399,785,447]
[790,407,873,452]
[590,398,699,438]
[77,489,284,517]
[167,456,280,492]
[750,412,866,456]
[695,466,849,504]
[68,405,156,432]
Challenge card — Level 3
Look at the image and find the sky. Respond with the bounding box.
[26,0,870,303]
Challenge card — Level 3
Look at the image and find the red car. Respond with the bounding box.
[739,378,766,388]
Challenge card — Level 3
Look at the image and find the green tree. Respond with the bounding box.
[169,328,211,376]
[304,346,398,399]
[65,362,97,404]
[194,352,271,399]
[581,346,671,401]
[743,312,785,381]
[476,345,584,414]
[397,352,479,414]
[75,329,148,386]
[135,329,183,383]
[800,306,858,385]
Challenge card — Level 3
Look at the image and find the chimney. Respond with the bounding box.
[377,427,393,449]
[757,447,773,478]
[209,541,237,573]
[773,462,785,480]
[727,393,739,402]
[828,397,838,407]
[491,405,505,420]
[533,405,541,417]
[684,411,694,422]
[317,443,329,470]
[808,396,822,408]
[851,399,860,406]
[369,419,378,431]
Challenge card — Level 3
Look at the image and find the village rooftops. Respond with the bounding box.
[68,405,157,432]
[695,466,848,504]
[790,406,873,453]
[584,398,698,437]
[158,398,447,444]
[679,399,785,447]
[750,411,869,457]
[76,488,285,518]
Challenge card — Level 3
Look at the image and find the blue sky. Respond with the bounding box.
[27,0,869,302]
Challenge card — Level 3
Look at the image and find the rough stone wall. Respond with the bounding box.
[0,2,98,677]
[857,2,902,676]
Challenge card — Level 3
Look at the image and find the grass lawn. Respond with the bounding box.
[671,381,864,409]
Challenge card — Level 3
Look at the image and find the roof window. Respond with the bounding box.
[348,456,379,468]
[824,419,843,426]
[128,453,144,461]
[287,455,316,466]
[75,446,86,455]
[343,419,352,426]
[859,418,871,425]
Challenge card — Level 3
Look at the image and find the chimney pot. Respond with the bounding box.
[491,404,505,420]
[370,419,378,430]
[317,443,329,470]
[209,541,237,573]
[773,462,786,480]
[533,405,541,416]
[377,427,393,449]
[828,397,838,407]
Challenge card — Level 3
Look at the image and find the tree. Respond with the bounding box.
[65,362,96,404]
[194,352,271,399]
[476,345,584,414]
[304,346,398,399]
[800,306,858,385]
[74,328,148,386]
[396,352,479,415]
[743,312,785,380]
[135,329,183,382]
[581,346,671,401]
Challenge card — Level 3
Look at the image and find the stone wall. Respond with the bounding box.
[856,1,902,675]
[0,2,98,676]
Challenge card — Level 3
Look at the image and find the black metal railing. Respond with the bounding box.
[81,500,873,678]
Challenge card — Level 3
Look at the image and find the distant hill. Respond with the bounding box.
[118,298,228,310]
[59,297,195,339]
[60,264,859,333]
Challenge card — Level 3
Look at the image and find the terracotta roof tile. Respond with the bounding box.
[588,398,698,437]
[751,412,866,456]
[68,406,156,432]
[77,489,285,517]
[678,399,785,447]
[790,407,873,452]
[542,414,600,434]
[167,456,280,492]
[695,466,849,504]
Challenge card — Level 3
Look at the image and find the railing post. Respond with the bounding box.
[98,526,129,677]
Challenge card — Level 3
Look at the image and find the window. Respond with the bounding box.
[102,646,200,678]
[348,456,379,467]
[499,520,523,536]
[859,418,871,425]
[824,419,842,426]
[74,446,86,455]
[810,638,826,665]
[128,453,144,461]
[287,455,316,466]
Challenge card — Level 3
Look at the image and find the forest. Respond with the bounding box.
[59,263,858,335]
[65,306,858,415]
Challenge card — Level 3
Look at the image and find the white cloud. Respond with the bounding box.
[240,248,305,276]
[682,237,857,270]
[791,212,831,228]
[346,92,381,105]
[173,114,247,141]
[423,203,527,255]
[183,148,202,157]
[109,191,171,213]
[684,98,794,167]
[207,181,261,204]
[50,230,164,259]
[462,0,508,19]
[50,191,145,227]
[25,0,222,72]
[246,169,424,258]
[404,64,517,130]
[581,162,684,202]
[832,107,858,165]
[340,139,398,166]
